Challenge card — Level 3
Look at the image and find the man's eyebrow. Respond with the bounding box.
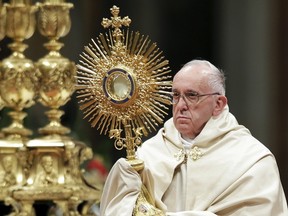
[186,91,199,95]
[187,89,200,94]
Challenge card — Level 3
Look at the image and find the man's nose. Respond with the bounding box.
[177,95,188,109]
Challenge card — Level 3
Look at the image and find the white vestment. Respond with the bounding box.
[100,106,288,216]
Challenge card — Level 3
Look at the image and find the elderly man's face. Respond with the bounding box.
[172,65,220,139]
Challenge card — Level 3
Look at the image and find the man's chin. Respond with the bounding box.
[176,124,190,134]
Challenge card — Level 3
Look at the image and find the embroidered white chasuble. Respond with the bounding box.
[100,106,287,216]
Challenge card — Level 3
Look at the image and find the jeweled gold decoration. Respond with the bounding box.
[0,1,38,140]
[76,5,172,171]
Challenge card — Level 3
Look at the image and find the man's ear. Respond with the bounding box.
[213,95,227,116]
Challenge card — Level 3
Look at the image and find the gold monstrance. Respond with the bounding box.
[76,5,172,172]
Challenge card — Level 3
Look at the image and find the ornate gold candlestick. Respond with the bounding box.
[0,1,101,215]
[16,2,101,215]
[0,1,35,210]
[36,0,76,138]
[0,1,38,140]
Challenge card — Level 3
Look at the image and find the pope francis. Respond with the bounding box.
[100,59,288,216]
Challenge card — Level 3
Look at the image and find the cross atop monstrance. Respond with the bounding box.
[76,5,172,171]
[101,5,131,42]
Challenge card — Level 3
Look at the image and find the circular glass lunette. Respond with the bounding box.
[103,68,136,105]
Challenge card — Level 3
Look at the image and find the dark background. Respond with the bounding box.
[0,0,287,212]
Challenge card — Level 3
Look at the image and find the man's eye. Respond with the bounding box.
[172,92,180,97]
[186,93,198,99]
[186,92,197,96]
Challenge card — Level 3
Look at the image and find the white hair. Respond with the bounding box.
[181,59,226,95]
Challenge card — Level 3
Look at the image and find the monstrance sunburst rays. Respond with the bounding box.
[76,5,172,170]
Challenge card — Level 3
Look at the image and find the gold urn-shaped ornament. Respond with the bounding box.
[36,1,76,138]
[0,2,39,140]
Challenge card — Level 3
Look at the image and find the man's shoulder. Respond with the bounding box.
[141,118,174,144]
